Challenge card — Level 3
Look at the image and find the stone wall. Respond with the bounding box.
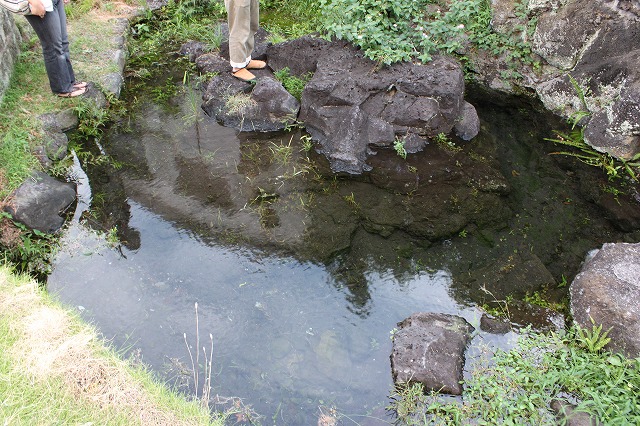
[0,10,21,105]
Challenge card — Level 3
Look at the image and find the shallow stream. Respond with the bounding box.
[47,75,640,424]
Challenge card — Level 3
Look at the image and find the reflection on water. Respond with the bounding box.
[50,202,485,423]
[48,79,639,423]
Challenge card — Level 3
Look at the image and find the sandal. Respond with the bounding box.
[57,87,86,98]
[246,60,266,70]
[73,82,88,89]
[232,68,256,82]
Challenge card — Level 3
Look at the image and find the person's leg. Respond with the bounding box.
[55,0,77,86]
[25,3,74,94]
[244,0,258,63]
[225,0,252,70]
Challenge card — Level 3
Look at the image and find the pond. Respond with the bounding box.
[47,73,640,424]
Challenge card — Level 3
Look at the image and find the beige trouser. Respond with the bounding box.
[225,0,260,69]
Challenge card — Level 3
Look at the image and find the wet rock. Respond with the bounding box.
[480,313,512,334]
[551,399,600,426]
[454,101,481,141]
[298,42,478,174]
[3,171,76,233]
[179,40,207,62]
[461,250,555,300]
[202,74,300,132]
[390,312,474,395]
[313,330,352,376]
[570,242,640,358]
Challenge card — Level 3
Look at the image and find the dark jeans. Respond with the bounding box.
[25,0,76,94]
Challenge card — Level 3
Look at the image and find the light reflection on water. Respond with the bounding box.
[49,200,492,423]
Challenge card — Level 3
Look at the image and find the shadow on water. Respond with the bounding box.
[48,76,640,424]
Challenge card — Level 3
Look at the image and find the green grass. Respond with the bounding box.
[389,325,640,425]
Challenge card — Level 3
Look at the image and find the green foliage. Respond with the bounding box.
[394,136,407,159]
[0,127,39,199]
[389,325,640,425]
[73,99,111,138]
[547,126,640,182]
[0,212,58,280]
[261,0,322,40]
[128,0,226,75]
[318,0,538,73]
[273,67,313,100]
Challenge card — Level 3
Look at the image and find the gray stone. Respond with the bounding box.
[38,109,78,133]
[570,242,640,358]
[100,72,124,97]
[202,71,299,132]
[454,101,481,141]
[266,36,332,77]
[390,312,474,395]
[3,171,76,233]
[43,131,69,161]
[298,42,478,174]
[0,9,21,105]
[551,400,600,426]
[179,40,207,62]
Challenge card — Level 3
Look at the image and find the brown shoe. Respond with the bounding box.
[232,68,256,82]
[246,60,266,70]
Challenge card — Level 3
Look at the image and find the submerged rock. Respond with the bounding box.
[3,171,76,233]
[570,242,640,358]
[390,312,474,395]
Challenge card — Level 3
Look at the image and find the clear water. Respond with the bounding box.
[47,80,638,424]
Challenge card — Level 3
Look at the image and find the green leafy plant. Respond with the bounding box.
[319,0,538,70]
[547,126,640,182]
[389,325,640,424]
[394,136,407,159]
[0,212,58,280]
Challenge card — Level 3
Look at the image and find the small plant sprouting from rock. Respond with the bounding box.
[394,136,407,159]
[434,132,461,153]
[273,67,313,101]
[225,92,257,116]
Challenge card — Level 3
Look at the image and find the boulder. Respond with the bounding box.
[3,171,76,233]
[202,73,300,132]
[299,42,478,174]
[570,242,640,358]
[390,312,474,395]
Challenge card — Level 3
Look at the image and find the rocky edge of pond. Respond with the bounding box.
[1,0,639,417]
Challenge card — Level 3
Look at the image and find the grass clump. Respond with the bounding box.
[273,67,313,100]
[0,264,227,425]
[389,325,640,425]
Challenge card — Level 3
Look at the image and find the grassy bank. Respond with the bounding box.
[0,264,226,424]
[0,3,229,423]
